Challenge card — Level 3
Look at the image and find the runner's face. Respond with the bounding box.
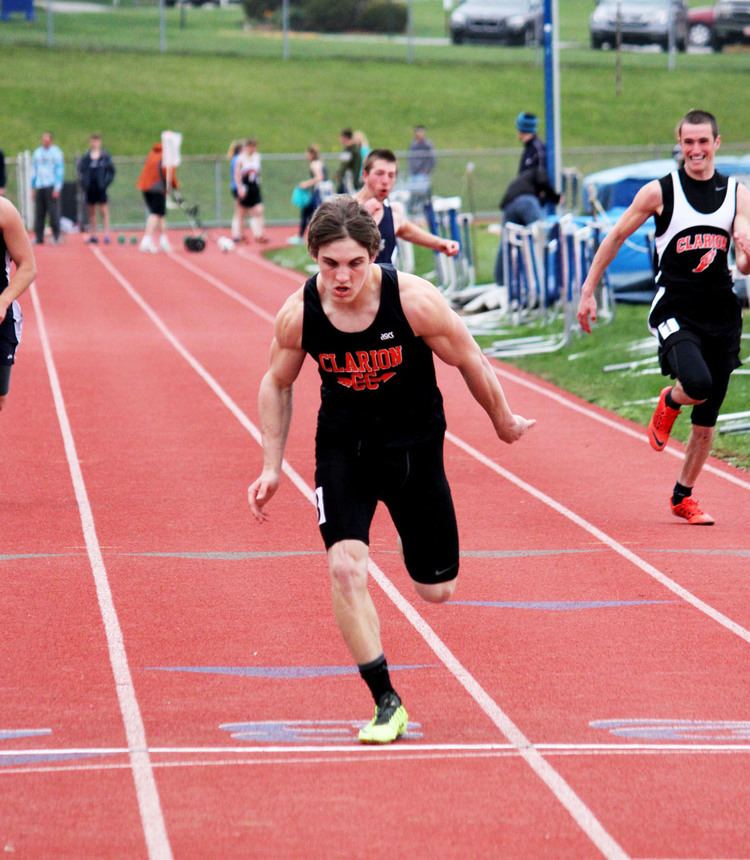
[364,159,397,201]
[316,237,374,303]
[678,122,719,179]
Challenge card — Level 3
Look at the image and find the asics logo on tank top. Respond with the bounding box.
[316,346,403,391]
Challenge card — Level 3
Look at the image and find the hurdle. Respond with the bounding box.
[483,215,605,358]
[423,196,475,296]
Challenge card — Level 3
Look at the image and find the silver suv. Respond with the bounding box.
[590,0,689,51]
[713,0,750,50]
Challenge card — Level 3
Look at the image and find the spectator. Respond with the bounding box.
[406,124,436,214]
[78,133,116,245]
[227,139,242,239]
[335,128,362,194]
[136,141,179,253]
[30,131,64,245]
[515,111,547,174]
[494,113,560,284]
[289,144,327,246]
[233,137,268,244]
[0,149,6,196]
[352,130,370,184]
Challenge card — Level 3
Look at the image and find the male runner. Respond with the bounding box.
[577,109,750,525]
[355,149,459,265]
[248,196,534,743]
[0,197,36,411]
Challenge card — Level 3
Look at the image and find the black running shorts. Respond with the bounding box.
[314,433,459,585]
[0,300,22,369]
[658,328,740,427]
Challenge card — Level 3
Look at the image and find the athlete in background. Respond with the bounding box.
[355,149,459,266]
[577,109,750,525]
[0,197,36,412]
[248,196,534,743]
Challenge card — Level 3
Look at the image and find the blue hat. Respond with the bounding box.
[516,112,538,134]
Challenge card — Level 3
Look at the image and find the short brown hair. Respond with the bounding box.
[307,196,381,258]
[677,109,719,139]
[362,148,397,175]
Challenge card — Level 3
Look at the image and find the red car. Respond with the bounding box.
[688,5,716,49]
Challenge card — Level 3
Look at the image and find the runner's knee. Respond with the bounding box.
[328,541,369,599]
[414,577,458,604]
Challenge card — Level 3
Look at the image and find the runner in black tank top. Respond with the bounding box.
[0,198,36,406]
[576,109,750,526]
[248,197,534,743]
[355,149,459,268]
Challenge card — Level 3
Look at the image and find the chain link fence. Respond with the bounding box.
[8,142,750,233]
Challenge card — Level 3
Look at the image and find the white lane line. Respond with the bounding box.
[92,251,628,860]
[492,366,750,491]
[4,742,750,759]
[166,251,277,325]
[29,284,173,860]
[447,430,750,646]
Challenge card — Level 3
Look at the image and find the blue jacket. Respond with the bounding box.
[31,144,65,191]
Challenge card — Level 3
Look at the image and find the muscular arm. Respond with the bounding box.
[392,201,459,257]
[248,291,307,521]
[576,180,662,333]
[400,274,534,443]
[733,183,750,275]
[0,198,36,321]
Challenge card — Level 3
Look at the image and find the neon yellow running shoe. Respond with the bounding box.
[358,692,408,744]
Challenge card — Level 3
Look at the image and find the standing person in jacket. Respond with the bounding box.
[577,109,750,526]
[0,196,36,412]
[515,111,547,175]
[289,144,327,246]
[335,128,362,194]
[78,134,116,245]
[227,140,242,241]
[31,131,65,245]
[233,138,268,244]
[406,125,436,215]
[136,141,178,253]
[248,196,534,744]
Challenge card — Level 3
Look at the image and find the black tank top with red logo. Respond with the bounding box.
[301,264,445,448]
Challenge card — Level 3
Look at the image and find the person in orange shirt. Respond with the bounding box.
[136,142,179,253]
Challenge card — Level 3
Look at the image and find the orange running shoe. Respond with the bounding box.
[671,497,715,525]
[648,386,681,452]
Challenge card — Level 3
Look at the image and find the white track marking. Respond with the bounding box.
[447,431,750,646]
[492,366,750,491]
[29,284,173,860]
[91,250,627,859]
[4,742,750,759]
[166,251,277,325]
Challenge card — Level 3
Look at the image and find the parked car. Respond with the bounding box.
[713,0,750,50]
[687,5,716,48]
[590,0,689,51]
[449,0,543,46]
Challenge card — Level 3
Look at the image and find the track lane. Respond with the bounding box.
[7,236,749,857]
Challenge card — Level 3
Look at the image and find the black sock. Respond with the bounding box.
[358,654,397,706]
[665,388,680,410]
[672,482,692,506]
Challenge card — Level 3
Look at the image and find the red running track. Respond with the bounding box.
[2,228,749,859]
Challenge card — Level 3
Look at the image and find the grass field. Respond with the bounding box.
[1,2,750,156]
